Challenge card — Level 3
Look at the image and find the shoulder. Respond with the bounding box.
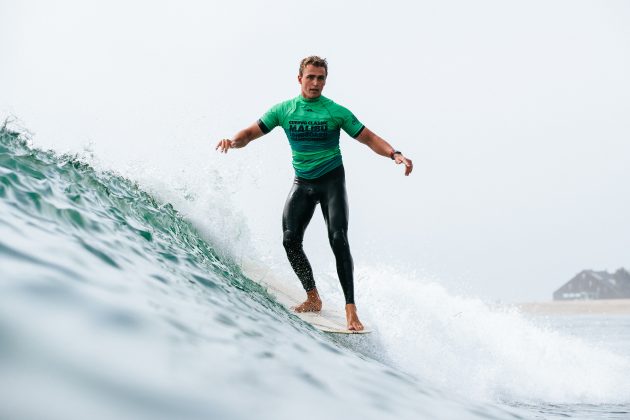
[322,96,352,114]
[262,98,290,121]
[267,96,299,114]
[321,97,355,119]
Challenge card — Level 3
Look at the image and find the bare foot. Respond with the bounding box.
[345,304,364,331]
[293,288,322,313]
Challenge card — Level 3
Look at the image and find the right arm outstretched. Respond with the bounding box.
[216,122,265,153]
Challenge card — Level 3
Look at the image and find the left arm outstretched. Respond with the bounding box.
[355,127,413,176]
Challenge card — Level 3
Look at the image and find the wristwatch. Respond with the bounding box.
[390,150,402,160]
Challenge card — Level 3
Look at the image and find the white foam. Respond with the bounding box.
[357,264,630,404]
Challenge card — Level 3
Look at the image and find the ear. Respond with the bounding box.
[297,74,302,84]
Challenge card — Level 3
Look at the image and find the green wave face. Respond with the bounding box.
[1,127,252,293]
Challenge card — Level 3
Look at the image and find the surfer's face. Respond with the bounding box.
[298,65,326,99]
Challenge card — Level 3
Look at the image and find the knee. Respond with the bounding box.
[329,230,349,251]
[283,230,301,251]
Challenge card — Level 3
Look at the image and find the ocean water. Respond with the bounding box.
[1,126,629,420]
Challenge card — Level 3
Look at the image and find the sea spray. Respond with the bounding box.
[358,264,630,404]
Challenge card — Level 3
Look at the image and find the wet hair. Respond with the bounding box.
[299,56,328,76]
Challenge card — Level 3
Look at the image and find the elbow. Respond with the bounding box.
[357,135,372,147]
[363,137,376,149]
[243,128,253,142]
[243,127,257,144]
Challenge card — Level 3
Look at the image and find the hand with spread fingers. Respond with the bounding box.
[215,138,233,153]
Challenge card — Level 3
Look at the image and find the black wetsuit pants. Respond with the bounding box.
[282,165,355,304]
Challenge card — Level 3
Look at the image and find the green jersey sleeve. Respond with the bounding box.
[332,103,365,138]
[258,102,284,134]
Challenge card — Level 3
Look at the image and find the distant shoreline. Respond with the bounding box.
[515,299,630,315]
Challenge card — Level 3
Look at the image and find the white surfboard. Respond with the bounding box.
[241,260,371,334]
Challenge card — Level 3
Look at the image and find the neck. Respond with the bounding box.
[300,94,322,102]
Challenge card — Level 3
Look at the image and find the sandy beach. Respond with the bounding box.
[516,299,630,315]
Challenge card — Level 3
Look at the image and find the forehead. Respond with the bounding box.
[302,64,327,76]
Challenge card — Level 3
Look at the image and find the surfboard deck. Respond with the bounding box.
[241,260,371,334]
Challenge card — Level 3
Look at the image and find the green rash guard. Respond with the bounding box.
[257,95,365,179]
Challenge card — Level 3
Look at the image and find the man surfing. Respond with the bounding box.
[216,56,413,331]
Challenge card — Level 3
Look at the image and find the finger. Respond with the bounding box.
[404,159,413,176]
[220,139,231,153]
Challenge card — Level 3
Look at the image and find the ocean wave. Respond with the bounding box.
[1,126,628,420]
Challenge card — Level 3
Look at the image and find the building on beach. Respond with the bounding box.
[553,268,630,300]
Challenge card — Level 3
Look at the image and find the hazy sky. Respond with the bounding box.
[2,0,629,302]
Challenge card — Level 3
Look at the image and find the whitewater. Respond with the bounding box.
[1,125,629,420]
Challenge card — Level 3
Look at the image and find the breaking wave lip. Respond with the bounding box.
[1,124,629,420]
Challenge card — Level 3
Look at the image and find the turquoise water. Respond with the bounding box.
[1,126,629,420]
